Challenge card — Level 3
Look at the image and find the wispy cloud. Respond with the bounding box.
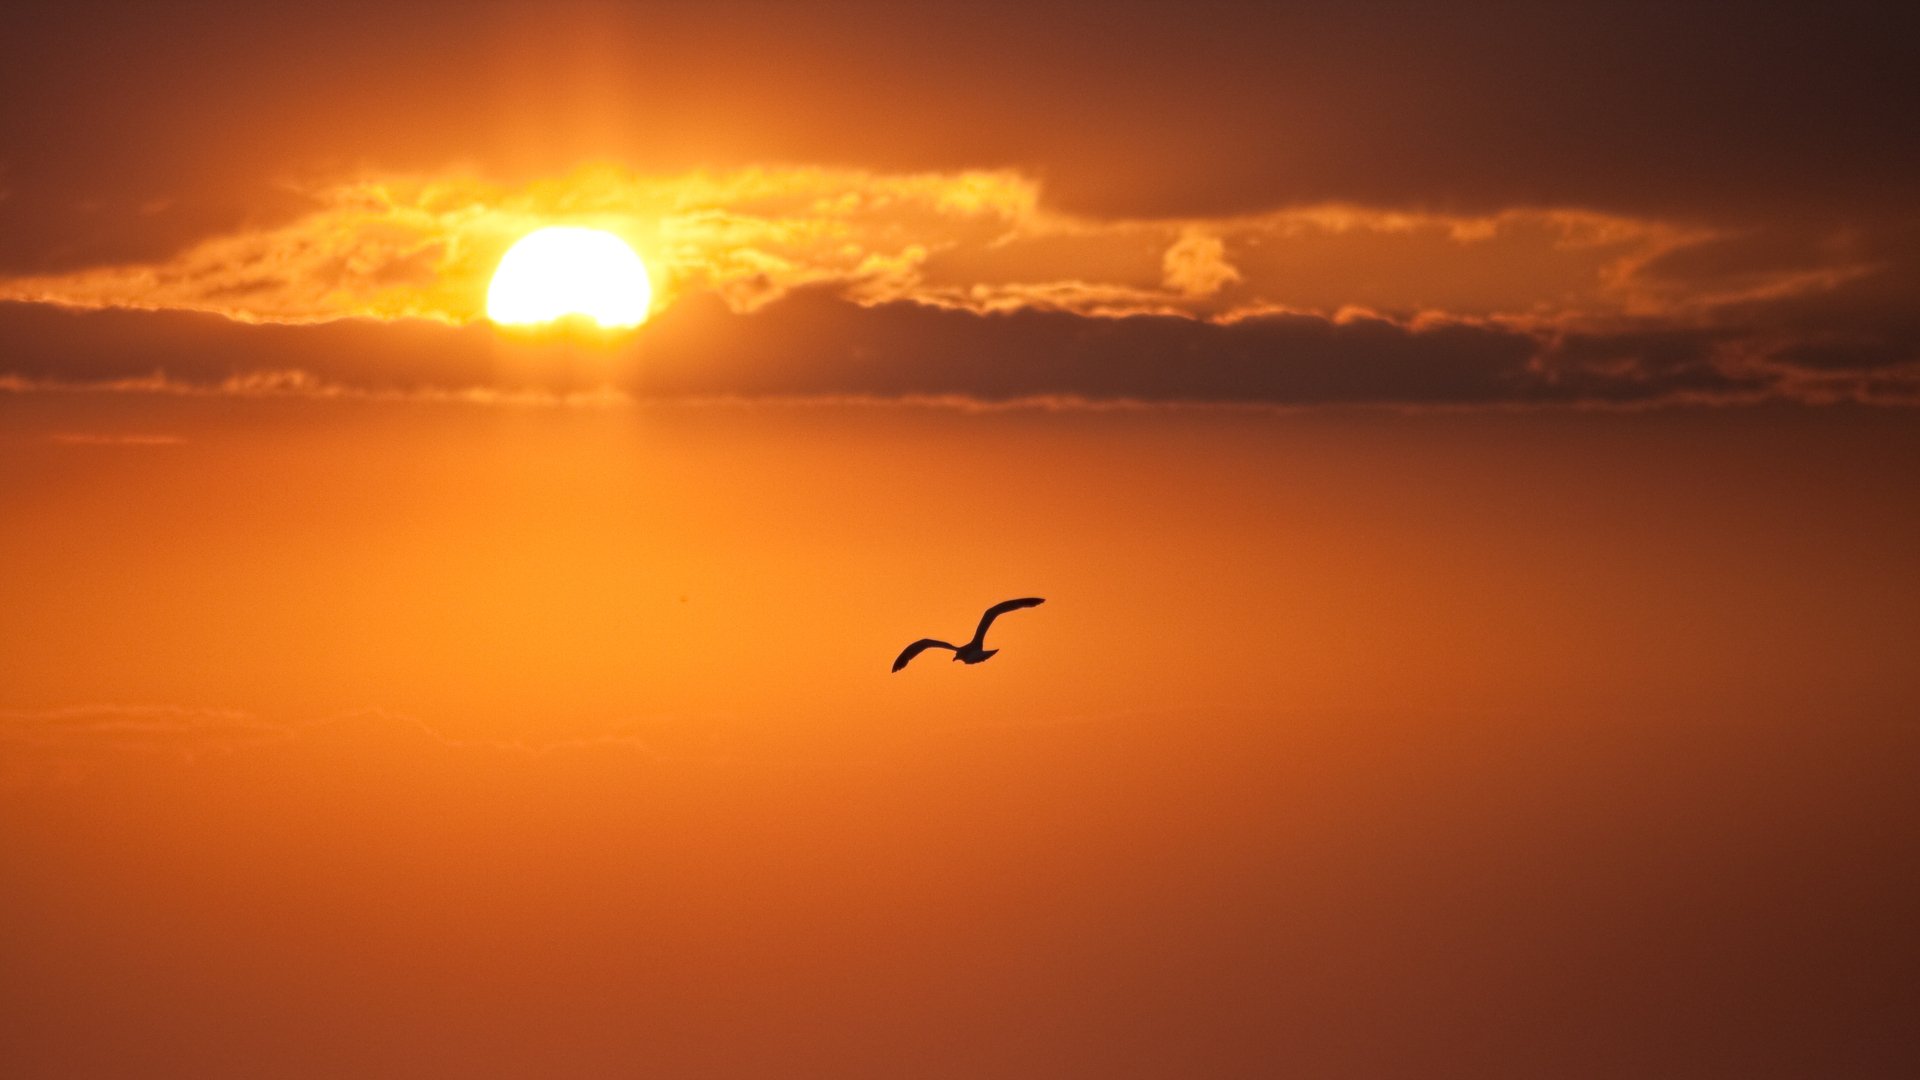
[4,369,634,409]
[0,163,1833,328]
[0,703,867,791]
[0,705,292,787]
[48,432,187,446]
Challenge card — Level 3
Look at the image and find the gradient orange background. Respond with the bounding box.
[3,3,1918,1077]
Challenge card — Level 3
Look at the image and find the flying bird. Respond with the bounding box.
[892,597,1046,672]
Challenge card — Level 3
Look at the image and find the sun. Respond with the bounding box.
[486,226,653,329]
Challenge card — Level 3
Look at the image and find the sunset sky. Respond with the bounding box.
[3,3,1917,1077]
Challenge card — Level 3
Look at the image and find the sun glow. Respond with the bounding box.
[486,227,652,329]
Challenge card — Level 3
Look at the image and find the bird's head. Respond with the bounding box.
[950,652,963,662]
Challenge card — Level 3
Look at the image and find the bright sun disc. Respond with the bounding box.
[487,226,652,329]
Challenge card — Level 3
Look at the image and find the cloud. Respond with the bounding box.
[0,166,1040,324]
[48,432,187,446]
[6,284,1914,409]
[0,702,850,791]
[0,705,292,787]
[1162,229,1242,297]
[0,164,1799,328]
[0,164,1914,408]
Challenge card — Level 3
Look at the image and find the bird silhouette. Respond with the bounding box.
[892,597,1046,672]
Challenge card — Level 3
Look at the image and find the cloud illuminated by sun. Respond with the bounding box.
[0,162,1869,336]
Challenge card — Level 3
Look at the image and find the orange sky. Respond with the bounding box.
[4,394,1918,1076]
[4,398,1918,731]
[3,3,1918,1077]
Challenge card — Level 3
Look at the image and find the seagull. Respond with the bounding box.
[892,597,1046,672]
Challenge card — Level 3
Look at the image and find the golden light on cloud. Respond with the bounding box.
[4,162,1861,339]
[486,226,652,329]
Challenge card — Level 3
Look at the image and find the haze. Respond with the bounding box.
[3,3,1917,1077]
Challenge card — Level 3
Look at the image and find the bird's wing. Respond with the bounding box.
[972,597,1046,646]
[892,638,958,672]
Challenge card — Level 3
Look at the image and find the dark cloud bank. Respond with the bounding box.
[3,284,1915,408]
